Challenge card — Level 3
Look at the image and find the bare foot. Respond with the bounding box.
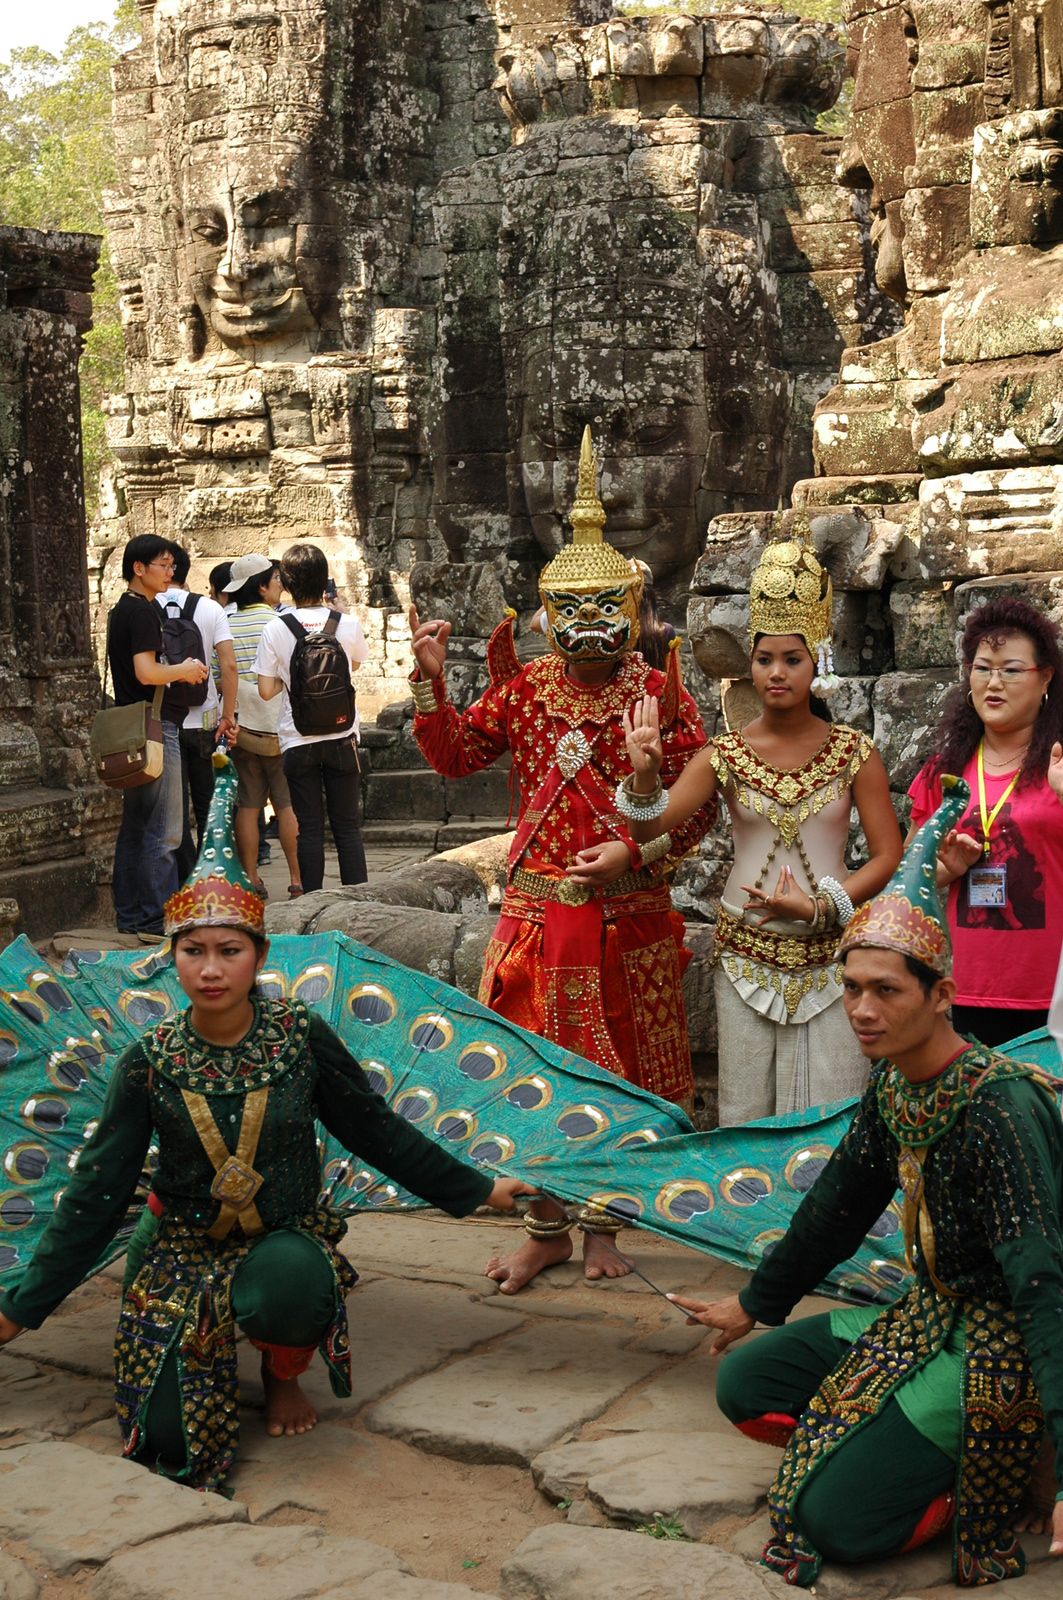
[582,1230,633,1281]
[263,1364,318,1437]
[485,1230,573,1294]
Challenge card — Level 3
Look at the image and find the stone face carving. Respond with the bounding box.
[0,226,121,941]
[98,0,883,710]
[687,0,1063,869]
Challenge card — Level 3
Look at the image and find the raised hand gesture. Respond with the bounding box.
[623,694,663,785]
[409,604,451,681]
[937,826,982,885]
[1049,741,1063,804]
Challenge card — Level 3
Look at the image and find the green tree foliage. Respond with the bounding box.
[0,1,138,514]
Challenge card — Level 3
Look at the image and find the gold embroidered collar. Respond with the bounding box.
[528,654,648,729]
[710,724,872,809]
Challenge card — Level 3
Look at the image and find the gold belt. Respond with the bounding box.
[510,864,657,906]
[713,904,840,972]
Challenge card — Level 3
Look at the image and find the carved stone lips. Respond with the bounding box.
[213,289,295,318]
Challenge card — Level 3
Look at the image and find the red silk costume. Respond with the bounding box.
[413,620,717,1103]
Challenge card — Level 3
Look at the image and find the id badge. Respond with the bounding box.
[968,864,1007,908]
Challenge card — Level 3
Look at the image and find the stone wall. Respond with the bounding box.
[0,226,121,942]
[681,0,1063,923]
[95,0,883,715]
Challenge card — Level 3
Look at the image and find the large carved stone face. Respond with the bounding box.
[514,331,710,580]
[179,160,325,358]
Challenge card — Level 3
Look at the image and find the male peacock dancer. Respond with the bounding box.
[409,427,716,1290]
[672,779,1063,1586]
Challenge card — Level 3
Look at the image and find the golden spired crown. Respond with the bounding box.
[539,426,642,663]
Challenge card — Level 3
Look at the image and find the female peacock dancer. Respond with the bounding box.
[0,760,532,1488]
[623,530,902,1124]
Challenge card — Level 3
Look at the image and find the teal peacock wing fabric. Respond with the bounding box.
[1,930,1056,1305]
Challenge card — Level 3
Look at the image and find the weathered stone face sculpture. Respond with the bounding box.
[100,0,883,710]
[491,13,878,599]
[687,0,1063,830]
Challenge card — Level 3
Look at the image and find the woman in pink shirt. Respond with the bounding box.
[908,596,1063,1047]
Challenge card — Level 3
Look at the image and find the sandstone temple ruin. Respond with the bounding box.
[5,0,1063,968]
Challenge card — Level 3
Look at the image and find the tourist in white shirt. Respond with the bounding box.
[256,543,369,891]
[158,545,237,880]
[224,554,303,900]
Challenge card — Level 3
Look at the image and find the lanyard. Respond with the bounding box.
[976,740,1019,857]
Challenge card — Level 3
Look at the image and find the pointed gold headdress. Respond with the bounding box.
[748,515,838,692]
[539,426,643,662]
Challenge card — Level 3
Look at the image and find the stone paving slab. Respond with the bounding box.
[0,1363,114,1439]
[498,1524,791,1599]
[531,1431,776,1536]
[0,1554,38,1600]
[365,1324,663,1466]
[918,1562,1058,1600]
[0,1441,245,1574]
[598,1341,730,1434]
[9,1303,120,1381]
[810,1538,953,1599]
[226,1418,378,1520]
[90,1525,410,1600]
[237,1279,523,1418]
[334,1580,497,1600]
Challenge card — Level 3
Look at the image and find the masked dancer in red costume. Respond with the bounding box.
[409,428,716,1291]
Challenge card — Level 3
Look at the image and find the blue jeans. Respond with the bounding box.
[112,720,184,934]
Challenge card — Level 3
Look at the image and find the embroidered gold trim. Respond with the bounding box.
[710,725,873,810]
[528,653,649,728]
[181,1086,269,1240]
[714,904,841,973]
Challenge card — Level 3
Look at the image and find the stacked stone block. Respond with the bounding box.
[0,227,121,941]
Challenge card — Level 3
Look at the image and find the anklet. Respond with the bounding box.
[524,1215,574,1240]
[577,1205,624,1235]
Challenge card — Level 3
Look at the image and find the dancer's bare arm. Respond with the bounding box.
[622,696,717,841]
[0,1312,21,1345]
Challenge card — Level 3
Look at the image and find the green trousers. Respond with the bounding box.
[127,1223,337,1470]
[716,1314,955,1565]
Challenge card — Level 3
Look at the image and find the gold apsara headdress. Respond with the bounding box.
[749,516,838,692]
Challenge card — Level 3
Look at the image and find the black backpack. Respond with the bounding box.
[154,592,208,709]
[281,610,355,736]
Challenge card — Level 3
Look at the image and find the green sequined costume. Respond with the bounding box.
[0,998,493,1490]
[731,1044,1063,1588]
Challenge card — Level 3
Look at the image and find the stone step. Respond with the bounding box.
[361,765,516,824]
[359,820,510,849]
[498,1525,789,1599]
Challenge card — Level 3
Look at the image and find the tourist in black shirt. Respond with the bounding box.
[107,536,207,939]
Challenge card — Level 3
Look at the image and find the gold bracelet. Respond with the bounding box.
[410,676,440,714]
[639,831,672,866]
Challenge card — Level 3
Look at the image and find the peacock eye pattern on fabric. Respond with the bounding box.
[1,929,1056,1304]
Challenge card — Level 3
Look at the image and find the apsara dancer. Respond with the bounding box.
[624,527,901,1123]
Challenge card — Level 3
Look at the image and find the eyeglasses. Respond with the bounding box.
[969,665,1040,683]
[150,559,176,572]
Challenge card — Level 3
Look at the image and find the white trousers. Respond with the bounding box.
[715,968,870,1126]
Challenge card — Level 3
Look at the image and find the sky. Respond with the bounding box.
[0,0,122,62]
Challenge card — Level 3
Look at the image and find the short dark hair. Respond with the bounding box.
[122,534,172,582]
[209,562,233,596]
[843,947,941,996]
[232,561,281,610]
[167,542,191,586]
[281,542,328,605]
[904,954,941,996]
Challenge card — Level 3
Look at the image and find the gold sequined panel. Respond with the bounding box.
[709,725,873,814]
[529,653,650,729]
[714,904,842,972]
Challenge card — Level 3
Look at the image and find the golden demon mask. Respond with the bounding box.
[539,427,643,663]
